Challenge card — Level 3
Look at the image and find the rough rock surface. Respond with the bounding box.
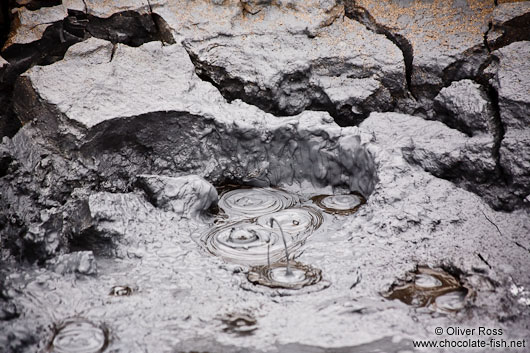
[487,1,530,50]
[13,38,377,194]
[433,79,495,136]
[137,174,218,219]
[46,250,97,275]
[487,41,530,206]
[0,1,529,352]
[2,5,67,49]
[344,0,494,113]
[487,41,530,131]
[184,16,406,125]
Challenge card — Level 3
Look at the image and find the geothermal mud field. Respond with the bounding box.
[0,0,529,352]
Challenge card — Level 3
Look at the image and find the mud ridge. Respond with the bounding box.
[0,7,175,139]
[183,43,364,127]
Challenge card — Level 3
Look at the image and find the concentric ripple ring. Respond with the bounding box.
[255,207,323,237]
[247,262,323,289]
[218,188,299,218]
[201,221,301,265]
[50,318,108,353]
[312,192,366,215]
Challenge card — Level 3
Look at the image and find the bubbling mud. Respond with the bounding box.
[219,311,258,335]
[312,192,366,215]
[255,207,323,237]
[49,318,108,353]
[384,267,472,312]
[202,188,323,265]
[109,286,133,296]
[218,188,299,218]
[201,221,294,265]
[247,261,323,290]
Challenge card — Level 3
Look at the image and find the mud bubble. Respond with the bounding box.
[384,267,473,312]
[201,207,322,265]
[311,192,366,215]
[109,285,133,296]
[49,317,109,353]
[247,261,323,290]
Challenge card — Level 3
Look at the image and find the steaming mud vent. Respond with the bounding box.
[247,261,323,290]
[312,192,367,215]
[49,318,109,353]
[384,267,473,313]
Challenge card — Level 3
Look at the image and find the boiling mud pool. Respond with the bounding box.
[201,187,366,289]
[10,186,476,352]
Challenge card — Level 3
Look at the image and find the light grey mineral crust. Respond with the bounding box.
[14,38,377,196]
[487,41,530,205]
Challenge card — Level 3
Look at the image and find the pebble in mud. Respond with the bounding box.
[49,318,108,353]
[311,192,366,215]
[384,267,472,313]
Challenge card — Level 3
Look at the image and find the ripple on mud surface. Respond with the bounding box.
[219,311,258,335]
[50,318,108,353]
[201,221,300,265]
[255,207,323,236]
[384,267,472,312]
[218,188,299,218]
[312,192,366,215]
[247,261,323,290]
